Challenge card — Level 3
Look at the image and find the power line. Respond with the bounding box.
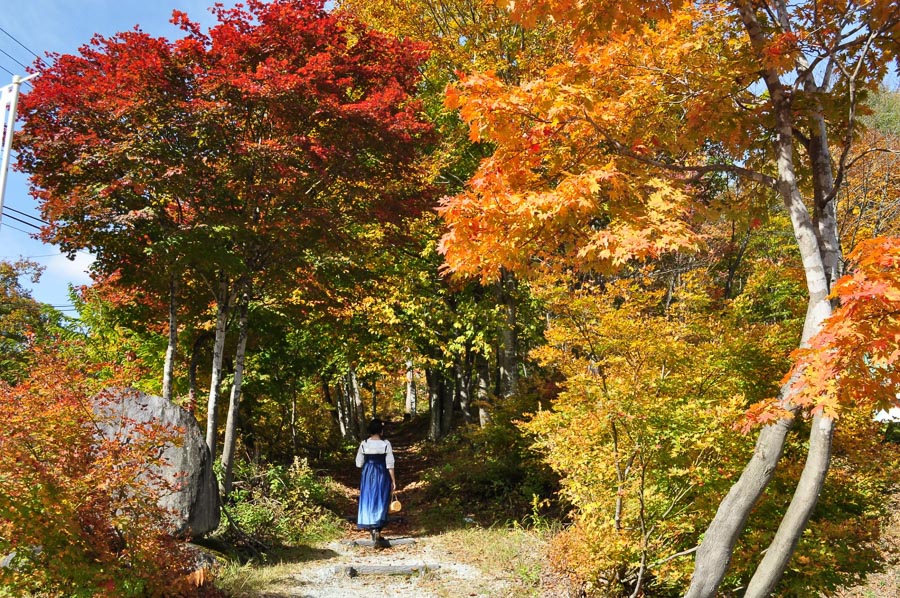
[0,222,36,235]
[0,47,29,71]
[0,25,42,63]
[0,253,61,259]
[0,61,34,89]
[0,248,94,260]
[1,211,41,230]
[4,205,47,225]
[0,302,78,311]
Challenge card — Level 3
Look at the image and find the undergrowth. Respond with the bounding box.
[213,457,344,550]
[418,389,561,531]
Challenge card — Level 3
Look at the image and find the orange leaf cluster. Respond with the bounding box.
[746,237,900,425]
[438,5,762,281]
[0,348,200,596]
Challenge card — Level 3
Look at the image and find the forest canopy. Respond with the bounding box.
[2,0,899,596]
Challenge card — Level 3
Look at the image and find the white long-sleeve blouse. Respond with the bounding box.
[355,438,395,469]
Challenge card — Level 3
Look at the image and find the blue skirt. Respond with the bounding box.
[357,454,391,530]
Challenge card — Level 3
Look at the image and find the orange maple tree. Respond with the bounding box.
[439,0,900,595]
[770,237,900,420]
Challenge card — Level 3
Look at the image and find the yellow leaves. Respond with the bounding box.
[522,273,754,590]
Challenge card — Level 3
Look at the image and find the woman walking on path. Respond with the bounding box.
[356,419,396,541]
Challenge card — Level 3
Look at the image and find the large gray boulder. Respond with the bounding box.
[93,388,220,538]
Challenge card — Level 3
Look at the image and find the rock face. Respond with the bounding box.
[93,388,220,538]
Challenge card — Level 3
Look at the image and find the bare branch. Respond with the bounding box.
[826,23,883,204]
[650,545,700,568]
[844,147,900,171]
[580,109,777,188]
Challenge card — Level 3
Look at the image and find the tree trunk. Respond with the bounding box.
[332,380,352,441]
[323,379,345,441]
[162,272,178,403]
[426,369,443,441]
[187,331,212,415]
[457,356,473,425]
[743,413,835,596]
[221,295,250,499]
[742,50,843,595]
[347,365,366,440]
[290,390,298,456]
[441,369,454,435]
[475,355,492,428]
[686,6,837,594]
[495,267,519,399]
[405,355,417,417]
[809,126,842,285]
[684,405,796,597]
[205,273,231,456]
[342,381,353,438]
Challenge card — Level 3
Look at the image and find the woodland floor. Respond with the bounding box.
[828,489,900,598]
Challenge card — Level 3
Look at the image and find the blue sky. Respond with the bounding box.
[0,1,237,309]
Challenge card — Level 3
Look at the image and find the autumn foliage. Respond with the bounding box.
[774,237,900,420]
[4,0,900,595]
[15,0,435,344]
[436,0,900,592]
[0,348,201,597]
[522,248,899,594]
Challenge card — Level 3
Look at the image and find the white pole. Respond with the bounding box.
[0,72,38,230]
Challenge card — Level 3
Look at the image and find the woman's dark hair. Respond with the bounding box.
[367,418,385,436]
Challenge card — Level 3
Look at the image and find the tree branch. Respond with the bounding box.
[826,23,882,205]
[650,545,699,568]
[580,109,777,188]
[844,147,900,171]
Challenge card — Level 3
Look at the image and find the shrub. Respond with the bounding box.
[218,458,343,547]
[0,347,203,597]
[525,276,900,596]
[420,390,560,527]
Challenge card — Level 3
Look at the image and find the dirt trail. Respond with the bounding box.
[257,536,486,598]
[249,418,543,598]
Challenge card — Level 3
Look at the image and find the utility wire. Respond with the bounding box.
[1,211,41,230]
[0,305,79,313]
[0,301,74,308]
[0,222,36,235]
[0,62,34,89]
[4,205,47,225]
[0,26,42,63]
[0,47,29,71]
[0,253,60,259]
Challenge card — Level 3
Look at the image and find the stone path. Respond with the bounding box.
[255,533,492,598]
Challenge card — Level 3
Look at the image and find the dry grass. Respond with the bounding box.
[214,545,341,597]
[423,526,547,597]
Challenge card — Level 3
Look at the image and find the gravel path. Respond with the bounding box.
[255,534,501,598]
